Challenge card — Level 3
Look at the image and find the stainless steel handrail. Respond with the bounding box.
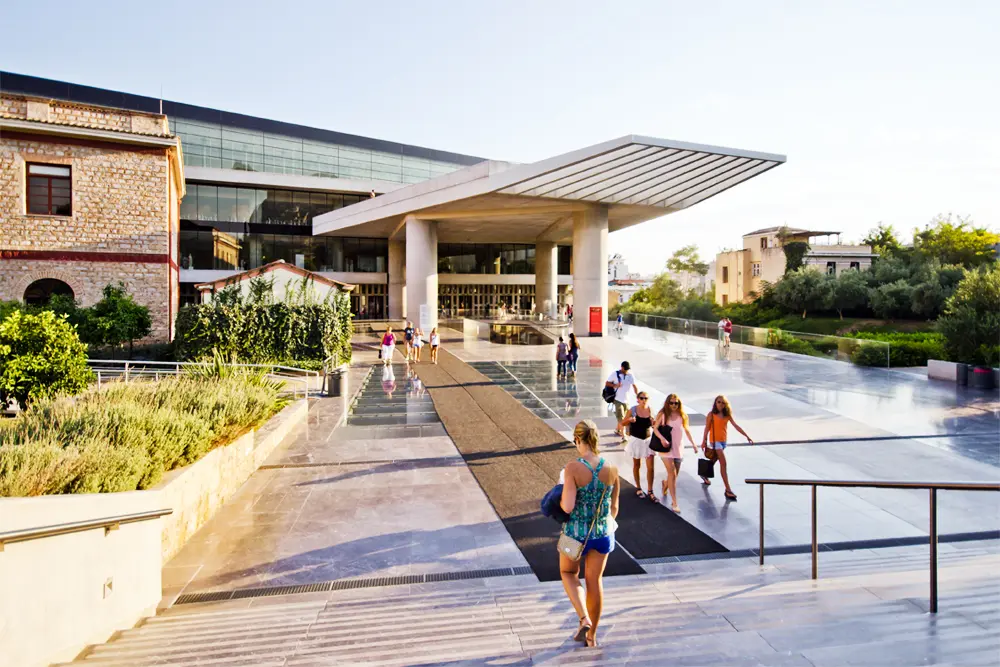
[746,478,1000,612]
[0,509,172,552]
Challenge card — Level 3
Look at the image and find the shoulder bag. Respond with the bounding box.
[650,422,672,453]
[705,413,719,461]
[601,371,620,404]
[556,481,610,561]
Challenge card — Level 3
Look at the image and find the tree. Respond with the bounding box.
[868,280,915,319]
[911,280,947,320]
[90,283,152,358]
[666,244,709,276]
[937,264,1000,366]
[913,214,1000,268]
[863,223,902,257]
[0,310,93,409]
[773,269,832,318]
[782,242,810,274]
[830,270,869,319]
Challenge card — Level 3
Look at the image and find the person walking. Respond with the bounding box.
[717,317,726,345]
[652,393,697,513]
[556,336,569,378]
[723,318,733,348]
[413,328,424,362]
[403,320,415,361]
[380,326,396,365]
[559,419,620,648]
[567,333,580,375]
[701,395,753,500]
[619,392,657,501]
[615,312,624,336]
[429,327,440,364]
[606,361,638,442]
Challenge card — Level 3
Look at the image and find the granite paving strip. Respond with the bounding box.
[413,349,645,580]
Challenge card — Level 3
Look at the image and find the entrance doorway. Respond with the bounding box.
[23,278,74,305]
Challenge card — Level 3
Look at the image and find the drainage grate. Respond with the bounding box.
[175,566,537,605]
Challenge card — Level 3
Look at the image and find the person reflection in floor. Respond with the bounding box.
[381,364,396,398]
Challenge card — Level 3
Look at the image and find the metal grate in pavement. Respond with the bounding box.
[174,566,536,605]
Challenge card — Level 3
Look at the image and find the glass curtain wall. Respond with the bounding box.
[437,243,536,274]
[170,118,466,184]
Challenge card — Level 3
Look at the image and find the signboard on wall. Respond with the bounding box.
[419,304,430,331]
[589,307,603,336]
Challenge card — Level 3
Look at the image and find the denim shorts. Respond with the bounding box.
[708,441,727,450]
[582,533,616,556]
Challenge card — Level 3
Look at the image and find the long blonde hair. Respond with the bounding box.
[659,393,689,427]
[573,419,600,454]
[711,394,732,418]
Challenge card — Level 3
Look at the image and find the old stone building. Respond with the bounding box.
[0,93,184,340]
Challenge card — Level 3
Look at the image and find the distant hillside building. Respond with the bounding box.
[715,227,875,306]
[668,260,715,296]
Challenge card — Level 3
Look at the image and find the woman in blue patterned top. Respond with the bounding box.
[559,419,620,647]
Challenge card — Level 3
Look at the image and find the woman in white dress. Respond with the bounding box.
[412,328,424,362]
[618,392,656,502]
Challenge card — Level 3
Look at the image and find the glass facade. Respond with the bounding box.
[180,183,367,226]
[179,226,387,273]
[437,243,537,275]
[170,118,467,184]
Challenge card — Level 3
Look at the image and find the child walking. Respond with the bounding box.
[413,328,424,362]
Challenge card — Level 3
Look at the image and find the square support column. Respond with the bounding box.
[572,205,609,337]
[388,240,405,321]
[534,241,557,318]
[405,215,438,332]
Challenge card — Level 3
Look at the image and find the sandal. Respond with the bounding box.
[635,489,647,499]
[649,493,659,504]
[701,477,711,486]
[586,634,598,648]
[672,505,681,514]
[725,491,738,501]
[574,618,591,643]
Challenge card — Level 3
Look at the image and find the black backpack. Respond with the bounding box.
[602,371,620,403]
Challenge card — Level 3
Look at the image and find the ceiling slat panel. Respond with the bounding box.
[666,161,778,209]
[525,148,679,198]
[620,155,742,206]
[500,144,648,195]
[555,149,698,201]
[643,156,754,207]
[589,152,730,203]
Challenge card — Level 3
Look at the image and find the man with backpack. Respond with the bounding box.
[604,361,638,443]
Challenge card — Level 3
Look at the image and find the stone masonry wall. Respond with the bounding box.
[0,93,169,136]
[0,137,170,254]
[0,260,171,340]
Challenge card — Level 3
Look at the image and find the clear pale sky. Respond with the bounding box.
[3,1,997,276]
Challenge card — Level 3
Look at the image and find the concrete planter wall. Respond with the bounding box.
[928,359,1000,388]
[0,399,307,667]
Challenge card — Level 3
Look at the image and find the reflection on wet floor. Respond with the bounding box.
[469,360,610,422]
[340,363,445,440]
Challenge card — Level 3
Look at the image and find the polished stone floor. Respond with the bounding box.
[163,323,997,603]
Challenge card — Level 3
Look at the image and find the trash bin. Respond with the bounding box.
[326,369,344,397]
[970,366,996,391]
[957,363,969,386]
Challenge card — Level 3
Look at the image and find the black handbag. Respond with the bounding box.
[697,457,715,478]
[650,424,672,453]
[602,371,621,404]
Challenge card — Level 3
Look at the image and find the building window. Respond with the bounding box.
[722,294,729,306]
[826,261,837,275]
[760,237,768,250]
[722,266,729,283]
[751,262,761,277]
[850,261,860,270]
[27,164,72,215]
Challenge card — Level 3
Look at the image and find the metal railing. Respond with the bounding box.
[86,360,317,399]
[616,313,892,367]
[440,306,570,323]
[0,509,172,552]
[746,478,1000,612]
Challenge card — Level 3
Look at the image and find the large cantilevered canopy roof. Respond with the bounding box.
[312,135,785,244]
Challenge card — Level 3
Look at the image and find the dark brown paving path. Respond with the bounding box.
[413,350,645,581]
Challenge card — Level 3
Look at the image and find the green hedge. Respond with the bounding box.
[175,293,352,366]
[0,375,285,496]
[0,310,93,409]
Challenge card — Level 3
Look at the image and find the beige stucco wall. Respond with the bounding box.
[0,399,307,667]
[715,250,751,306]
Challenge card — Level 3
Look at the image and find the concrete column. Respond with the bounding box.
[535,241,557,318]
[572,205,609,338]
[405,216,438,332]
[388,240,405,321]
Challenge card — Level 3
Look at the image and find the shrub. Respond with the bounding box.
[766,331,823,357]
[847,332,947,367]
[0,310,93,409]
[851,343,891,367]
[869,280,915,319]
[937,264,1000,366]
[0,376,285,496]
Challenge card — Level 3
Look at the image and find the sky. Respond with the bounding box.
[3,0,997,276]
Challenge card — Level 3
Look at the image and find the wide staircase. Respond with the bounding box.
[66,542,999,666]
